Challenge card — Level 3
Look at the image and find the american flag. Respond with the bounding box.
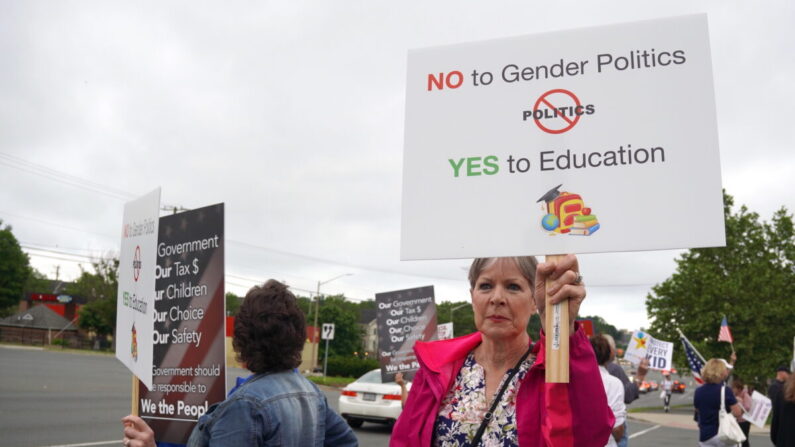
[679,330,706,384]
[718,316,734,343]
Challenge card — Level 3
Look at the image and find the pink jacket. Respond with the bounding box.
[390,324,613,446]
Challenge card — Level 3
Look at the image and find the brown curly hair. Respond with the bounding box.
[233,280,306,373]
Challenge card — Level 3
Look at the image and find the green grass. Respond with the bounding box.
[306,375,357,388]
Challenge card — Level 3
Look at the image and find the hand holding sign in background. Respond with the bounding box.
[624,330,674,371]
[743,391,773,429]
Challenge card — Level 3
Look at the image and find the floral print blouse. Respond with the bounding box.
[433,351,535,447]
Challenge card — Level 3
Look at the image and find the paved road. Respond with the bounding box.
[0,345,774,447]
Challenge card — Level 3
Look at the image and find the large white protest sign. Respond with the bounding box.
[401,14,724,260]
[624,331,674,371]
[116,188,160,390]
[744,391,773,429]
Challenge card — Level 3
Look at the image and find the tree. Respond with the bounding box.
[24,267,51,295]
[435,301,476,337]
[315,295,363,359]
[0,220,30,317]
[646,192,795,387]
[69,257,119,338]
[580,315,620,339]
[225,292,242,316]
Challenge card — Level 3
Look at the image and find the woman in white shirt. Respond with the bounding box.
[591,334,627,447]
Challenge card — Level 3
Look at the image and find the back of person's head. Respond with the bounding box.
[785,370,795,403]
[701,359,728,384]
[731,377,744,392]
[602,333,617,362]
[234,279,306,374]
[590,334,611,366]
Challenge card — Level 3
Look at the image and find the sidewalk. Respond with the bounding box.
[629,411,769,435]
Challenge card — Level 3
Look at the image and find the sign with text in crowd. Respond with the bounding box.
[138,204,226,445]
[116,188,161,390]
[436,322,454,340]
[624,330,674,371]
[375,286,437,382]
[401,14,724,260]
[744,391,773,429]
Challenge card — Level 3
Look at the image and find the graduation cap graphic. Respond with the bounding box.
[536,184,563,204]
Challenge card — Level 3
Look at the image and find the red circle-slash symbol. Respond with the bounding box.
[533,89,582,134]
[133,245,141,282]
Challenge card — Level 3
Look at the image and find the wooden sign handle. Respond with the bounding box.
[545,254,569,383]
[131,375,139,415]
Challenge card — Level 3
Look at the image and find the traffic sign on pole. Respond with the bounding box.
[321,323,335,340]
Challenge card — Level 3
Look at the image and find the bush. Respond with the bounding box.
[51,338,68,348]
[325,356,380,378]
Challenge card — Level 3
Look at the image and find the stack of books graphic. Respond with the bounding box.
[570,215,600,235]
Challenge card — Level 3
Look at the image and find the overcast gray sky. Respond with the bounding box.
[1,1,792,331]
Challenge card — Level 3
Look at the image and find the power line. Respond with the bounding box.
[0,154,134,200]
[25,252,89,264]
[4,153,660,291]
[0,209,117,239]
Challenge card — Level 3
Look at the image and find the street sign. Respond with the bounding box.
[321,323,335,340]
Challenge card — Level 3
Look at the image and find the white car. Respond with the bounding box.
[338,369,410,428]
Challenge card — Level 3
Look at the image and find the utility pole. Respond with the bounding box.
[311,273,353,371]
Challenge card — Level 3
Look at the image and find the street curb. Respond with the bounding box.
[629,412,770,434]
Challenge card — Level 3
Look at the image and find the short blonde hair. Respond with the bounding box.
[701,359,728,384]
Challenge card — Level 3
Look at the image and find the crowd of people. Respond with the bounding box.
[119,254,794,447]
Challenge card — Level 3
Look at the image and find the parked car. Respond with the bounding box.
[648,380,659,391]
[338,369,409,428]
[672,380,686,393]
[638,381,650,393]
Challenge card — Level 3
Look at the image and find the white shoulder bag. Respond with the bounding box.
[717,384,746,444]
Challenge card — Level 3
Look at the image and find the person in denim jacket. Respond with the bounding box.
[122,280,357,447]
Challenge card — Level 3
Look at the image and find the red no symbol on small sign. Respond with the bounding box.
[533,89,582,134]
[133,245,141,282]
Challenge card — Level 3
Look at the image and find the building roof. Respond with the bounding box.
[0,304,77,331]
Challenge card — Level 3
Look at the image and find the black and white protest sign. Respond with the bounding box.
[375,286,436,382]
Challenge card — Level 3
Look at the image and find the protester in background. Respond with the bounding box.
[394,372,408,408]
[720,353,737,380]
[591,334,627,447]
[769,365,791,402]
[121,280,357,447]
[731,377,752,447]
[661,372,673,413]
[771,370,795,447]
[694,359,744,447]
[603,334,649,447]
[391,255,614,447]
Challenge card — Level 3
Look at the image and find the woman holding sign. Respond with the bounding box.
[390,255,613,447]
[693,359,744,447]
[122,280,357,447]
